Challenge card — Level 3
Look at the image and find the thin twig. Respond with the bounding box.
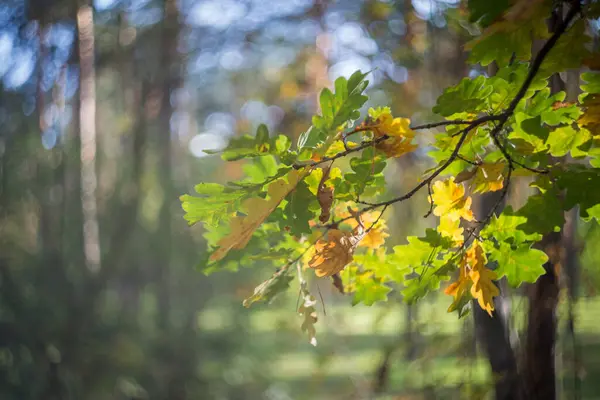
[492,136,549,174]
[457,154,482,166]
[423,182,434,218]
[410,119,496,130]
[316,280,327,316]
[293,136,388,170]
[505,3,581,119]
[328,119,486,227]
[309,3,580,247]
[365,205,389,233]
[328,0,580,226]
[482,163,513,225]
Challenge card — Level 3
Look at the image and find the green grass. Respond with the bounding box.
[196,294,600,399]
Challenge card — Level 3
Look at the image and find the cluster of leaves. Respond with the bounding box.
[181,0,600,343]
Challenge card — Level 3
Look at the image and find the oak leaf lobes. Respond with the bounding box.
[438,216,465,246]
[429,177,475,245]
[210,170,305,262]
[444,240,499,316]
[298,292,318,346]
[445,257,470,312]
[368,107,417,158]
[467,241,499,316]
[429,177,475,222]
[308,229,356,277]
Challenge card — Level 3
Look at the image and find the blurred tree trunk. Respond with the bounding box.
[562,53,583,400]
[155,0,182,398]
[522,6,564,399]
[156,0,179,334]
[473,192,521,400]
[77,2,100,273]
[470,63,522,400]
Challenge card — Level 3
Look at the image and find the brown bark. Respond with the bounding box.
[473,188,522,400]
[522,6,564,399]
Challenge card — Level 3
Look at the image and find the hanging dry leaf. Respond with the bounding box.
[454,167,478,184]
[331,273,345,294]
[317,165,334,223]
[445,257,471,312]
[210,170,305,261]
[298,291,318,346]
[308,229,356,277]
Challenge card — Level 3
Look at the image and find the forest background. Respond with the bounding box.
[1,0,600,399]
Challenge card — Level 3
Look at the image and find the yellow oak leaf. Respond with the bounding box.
[368,107,417,158]
[472,162,506,193]
[308,229,356,277]
[445,257,471,312]
[429,177,474,222]
[438,216,464,246]
[376,139,418,159]
[466,240,499,316]
[361,223,390,249]
[210,170,305,261]
[325,139,358,156]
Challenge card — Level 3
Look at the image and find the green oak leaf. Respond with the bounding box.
[540,20,590,77]
[481,206,543,244]
[351,270,391,306]
[214,124,293,161]
[282,180,317,236]
[509,113,549,154]
[555,165,600,221]
[488,243,547,287]
[433,76,493,117]
[402,262,450,305]
[298,70,368,150]
[546,126,591,158]
[467,0,510,27]
[582,72,600,94]
[514,188,565,234]
[180,183,253,227]
[390,236,438,276]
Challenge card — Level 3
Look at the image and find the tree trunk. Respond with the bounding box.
[473,190,522,400]
[76,2,100,273]
[522,6,564,399]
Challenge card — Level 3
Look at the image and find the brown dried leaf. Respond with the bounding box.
[317,166,334,223]
[331,273,345,294]
[308,229,356,277]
